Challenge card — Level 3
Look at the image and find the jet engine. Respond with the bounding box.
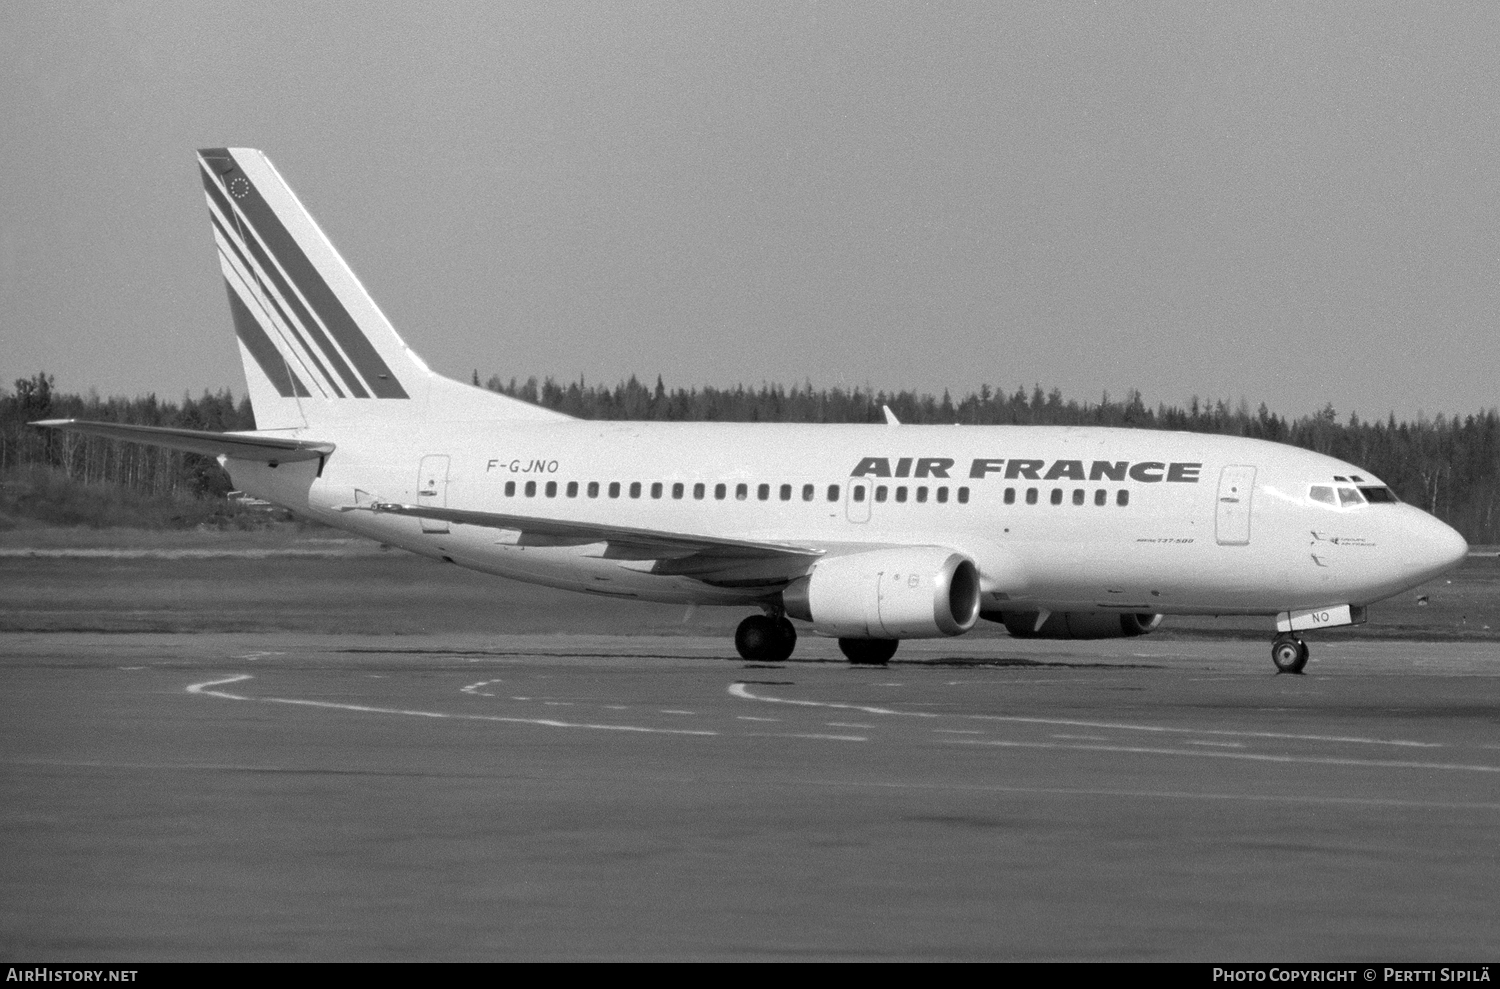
[781,547,981,639]
[992,610,1163,639]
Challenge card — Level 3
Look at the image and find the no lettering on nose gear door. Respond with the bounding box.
[417,455,451,534]
[1215,465,1256,546]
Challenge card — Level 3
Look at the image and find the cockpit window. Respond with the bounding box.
[1337,487,1364,507]
[1308,485,1336,505]
[1359,486,1400,503]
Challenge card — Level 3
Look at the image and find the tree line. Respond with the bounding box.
[2,369,1496,541]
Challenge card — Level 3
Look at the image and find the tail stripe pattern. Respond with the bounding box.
[207,206,347,397]
[222,278,311,398]
[198,149,408,399]
[200,158,364,398]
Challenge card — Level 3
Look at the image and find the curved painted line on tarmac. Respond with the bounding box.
[189,674,717,736]
[728,682,1443,749]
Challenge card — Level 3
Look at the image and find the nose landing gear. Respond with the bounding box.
[735,613,797,662]
[1271,634,1309,674]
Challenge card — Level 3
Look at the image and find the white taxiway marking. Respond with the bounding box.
[771,733,867,742]
[827,722,875,729]
[188,675,717,736]
[727,683,1443,750]
[460,679,501,696]
[660,710,694,715]
[946,738,1500,774]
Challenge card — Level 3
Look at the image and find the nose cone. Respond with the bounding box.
[1413,512,1469,582]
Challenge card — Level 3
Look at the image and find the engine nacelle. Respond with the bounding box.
[993,610,1163,640]
[782,547,981,639]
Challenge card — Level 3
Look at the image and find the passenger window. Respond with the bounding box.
[650,482,662,499]
[1094,489,1106,506]
[895,487,908,503]
[757,483,770,501]
[545,481,557,497]
[672,482,684,499]
[504,480,515,497]
[629,482,642,499]
[587,481,599,498]
[1070,489,1083,505]
[1117,490,1129,507]
[1004,488,1015,505]
[957,487,969,504]
[875,486,888,503]
[936,487,948,504]
[609,482,621,499]
[852,486,865,503]
[715,483,727,500]
[736,483,748,501]
[566,481,578,498]
[1309,486,1336,505]
[916,487,928,503]
[827,484,840,501]
[1338,487,1363,507]
[693,482,705,500]
[780,484,792,501]
[1026,488,1038,505]
[525,481,536,497]
[802,484,814,502]
[1050,488,1063,506]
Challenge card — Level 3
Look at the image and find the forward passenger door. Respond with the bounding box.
[1215,465,1256,546]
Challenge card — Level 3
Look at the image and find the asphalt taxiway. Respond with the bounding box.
[2,632,1498,961]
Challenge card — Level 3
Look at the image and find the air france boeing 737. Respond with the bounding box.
[36,149,1470,672]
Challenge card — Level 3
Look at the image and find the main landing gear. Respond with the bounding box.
[735,613,797,662]
[732,614,903,666]
[1271,633,1310,674]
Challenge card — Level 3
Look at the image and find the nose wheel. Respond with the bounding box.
[735,614,797,662]
[1271,634,1309,674]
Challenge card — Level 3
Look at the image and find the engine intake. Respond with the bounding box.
[993,610,1163,640]
[782,547,981,639]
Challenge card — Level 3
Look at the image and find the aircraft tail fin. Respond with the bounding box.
[196,148,567,430]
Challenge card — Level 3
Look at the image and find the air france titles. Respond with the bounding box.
[849,457,1203,483]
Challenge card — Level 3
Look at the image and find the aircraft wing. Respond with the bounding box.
[31,419,334,464]
[349,501,825,588]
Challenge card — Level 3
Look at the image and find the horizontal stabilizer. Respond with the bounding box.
[31,419,334,464]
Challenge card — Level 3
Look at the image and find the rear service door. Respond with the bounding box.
[1215,465,1256,546]
[417,455,451,533]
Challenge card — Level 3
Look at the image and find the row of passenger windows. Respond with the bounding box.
[503,480,863,502]
[1006,487,1130,507]
[504,480,846,504]
[497,479,1128,507]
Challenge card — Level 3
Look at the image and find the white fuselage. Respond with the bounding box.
[226,419,1468,620]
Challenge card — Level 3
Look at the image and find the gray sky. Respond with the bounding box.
[3,1,1497,421]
